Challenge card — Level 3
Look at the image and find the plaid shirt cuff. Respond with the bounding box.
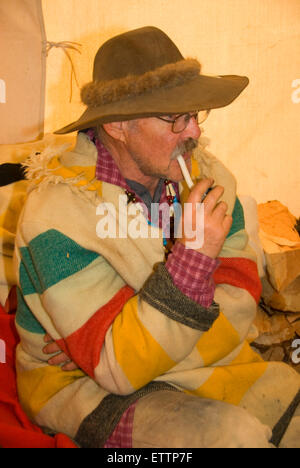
[165,242,220,308]
[103,400,138,448]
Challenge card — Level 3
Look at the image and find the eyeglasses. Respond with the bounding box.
[156,110,210,134]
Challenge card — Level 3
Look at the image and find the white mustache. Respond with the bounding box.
[170,138,198,160]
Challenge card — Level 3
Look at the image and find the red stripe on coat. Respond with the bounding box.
[213,257,262,304]
[57,285,135,378]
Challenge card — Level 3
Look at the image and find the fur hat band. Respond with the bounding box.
[81,59,201,107]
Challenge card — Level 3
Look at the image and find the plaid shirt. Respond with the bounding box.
[103,401,137,448]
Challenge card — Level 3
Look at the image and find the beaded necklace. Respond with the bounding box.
[125,179,178,260]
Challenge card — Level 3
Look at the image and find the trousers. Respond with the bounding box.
[131,390,275,448]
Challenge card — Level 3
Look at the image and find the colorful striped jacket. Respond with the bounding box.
[14,133,300,446]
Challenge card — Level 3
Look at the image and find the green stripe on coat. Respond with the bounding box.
[20,251,42,295]
[16,287,45,334]
[20,229,100,294]
[227,197,245,238]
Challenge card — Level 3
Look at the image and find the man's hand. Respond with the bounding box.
[179,178,233,259]
[43,334,79,371]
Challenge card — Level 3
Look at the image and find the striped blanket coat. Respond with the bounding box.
[14,133,300,446]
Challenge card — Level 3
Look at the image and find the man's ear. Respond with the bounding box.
[102,122,126,142]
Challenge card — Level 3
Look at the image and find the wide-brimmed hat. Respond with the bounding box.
[55,26,249,134]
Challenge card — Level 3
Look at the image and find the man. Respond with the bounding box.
[14,26,300,448]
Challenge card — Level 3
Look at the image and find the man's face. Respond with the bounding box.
[122,114,201,183]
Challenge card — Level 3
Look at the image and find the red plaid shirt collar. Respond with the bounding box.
[85,129,129,191]
[84,129,179,206]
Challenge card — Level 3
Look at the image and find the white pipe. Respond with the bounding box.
[177,154,194,189]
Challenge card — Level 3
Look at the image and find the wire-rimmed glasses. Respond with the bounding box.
[157,110,210,133]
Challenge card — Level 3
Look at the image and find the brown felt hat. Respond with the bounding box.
[55,26,249,134]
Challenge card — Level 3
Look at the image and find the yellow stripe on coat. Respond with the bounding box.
[188,343,267,405]
[112,295,176,389]
[17,365,84,420]
[196,312,241,366]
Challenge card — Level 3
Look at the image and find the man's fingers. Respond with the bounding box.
[43,341,61,355]
[203,185,224,212]
[188,178,214,204]
[48,352,71,367]
[43,333,53,343]
[48,353,79,372]
[212,200,228,219]
[42,333,79,371]
[223,214,233,235]
[62,361,79,372]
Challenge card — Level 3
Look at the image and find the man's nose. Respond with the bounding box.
[183,115,201,140]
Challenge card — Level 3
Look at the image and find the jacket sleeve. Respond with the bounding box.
[213,196,262,304]
[16,222,219,396]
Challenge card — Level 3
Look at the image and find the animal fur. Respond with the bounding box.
[81,58,201,107]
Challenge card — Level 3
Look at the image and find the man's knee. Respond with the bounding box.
[279,403,300,448]
[132,390,273,448]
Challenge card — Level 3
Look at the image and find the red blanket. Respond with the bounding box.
[0,303,77,448]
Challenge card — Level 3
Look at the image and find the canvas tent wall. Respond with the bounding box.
[0,0,299,216]
[0,0,46,143]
